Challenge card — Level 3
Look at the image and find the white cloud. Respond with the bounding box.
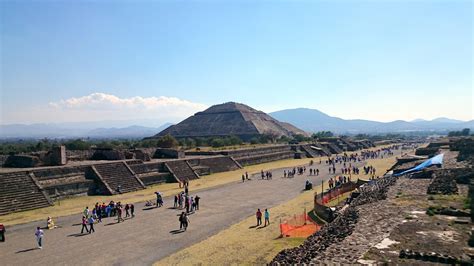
[49,93,206,111]
[3,93,208,125]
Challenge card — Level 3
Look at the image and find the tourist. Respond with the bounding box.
[195,195,200,210]
[155,192,161,207]
[35,227,44,249]
[256,209,262,226]
[185,196,190,213]
[117,204,124,223]
[130,204,135,218]
[191,196,196,212]
[179,212,190,231]
[88,216,95,234]
[47,217,57,229]
[83,206,90,218]
[184,184,189,195]
[0,223,5,242]
[81,216,89,234]
[174,194,178,208]
[242,174,245,182]
[245,172,249,180]
[96,205,102,223]
[316,169,319,176]
[125,204,130,218]
[264,209,270,226]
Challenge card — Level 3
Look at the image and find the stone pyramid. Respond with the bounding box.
[151,102,307,140]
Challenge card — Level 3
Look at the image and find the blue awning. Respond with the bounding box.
[394,153,444,177]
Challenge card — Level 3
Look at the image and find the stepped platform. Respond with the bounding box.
[321,142,343,154]
[32,166,93,199]
[196,156,241,173]
[128,162,172,186]
[165,160,199,182]
[235,150,294,166]
[299,144,321,158]
[339,139,357,151]
[93,162,145,194]
[0,171,52,215]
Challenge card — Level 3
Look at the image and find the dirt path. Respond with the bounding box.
[1,161,354,266]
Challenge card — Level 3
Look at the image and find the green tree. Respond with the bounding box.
[156,134,179,148]
[312,131,334,139]
[65,139,91,150]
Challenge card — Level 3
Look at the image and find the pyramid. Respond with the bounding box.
[151,102,307,140]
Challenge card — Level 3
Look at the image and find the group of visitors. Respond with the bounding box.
[327,175,351,189]
[363,165,377,176]
[255,208,270,227]
[261,170,273,180]
[284,166,306,178]
[308,168,320,176]
[173,182,201,231]
[174,192,200,214]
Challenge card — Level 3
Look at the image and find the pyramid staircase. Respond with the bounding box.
[0,171,52,215]
[92,162,145,195]
[165,160,199,182]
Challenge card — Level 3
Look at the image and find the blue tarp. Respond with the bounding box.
[394,153,444,177]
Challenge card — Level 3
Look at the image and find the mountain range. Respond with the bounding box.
[1,108,472,139]
[0,122,172,139]
[269,108,474,134]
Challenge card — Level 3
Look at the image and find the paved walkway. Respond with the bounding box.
[0,162,364,265]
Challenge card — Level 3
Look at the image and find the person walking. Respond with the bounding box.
[125,204,130,218]
[88,216,95,234]
[0,224,5,242]
[195,195,200,210]
[117,205,124,223]
[264,209,270,226]
[256,209,262,226]
[81,216,89,234]
[174,195,178,208]
[242,174,245,182]
[130,204,135,218]
[182,213,190,231]
[35,227,44,249]
[179,212,191,231]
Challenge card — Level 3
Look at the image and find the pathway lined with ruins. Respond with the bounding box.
[1,162,363,265]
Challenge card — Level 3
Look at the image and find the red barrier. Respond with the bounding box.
[280,209,321,237]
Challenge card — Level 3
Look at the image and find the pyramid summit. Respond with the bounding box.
[151,102,307,140]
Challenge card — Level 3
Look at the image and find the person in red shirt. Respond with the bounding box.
[0,224,5,242]
[256,209,262,226]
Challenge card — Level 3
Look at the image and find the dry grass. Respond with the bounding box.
[155,154,399,265]
[155,183,319,266]
[1,157,321,226]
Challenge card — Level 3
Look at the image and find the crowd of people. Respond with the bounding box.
[16,144,404,251]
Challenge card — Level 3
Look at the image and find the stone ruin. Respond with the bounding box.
[3,145,67,168]
[272,175,399,264]
[148,102,308,141]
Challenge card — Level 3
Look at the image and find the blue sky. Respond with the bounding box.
[1,0,472,125]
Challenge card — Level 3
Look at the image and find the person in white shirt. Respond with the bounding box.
[35,227,44,249]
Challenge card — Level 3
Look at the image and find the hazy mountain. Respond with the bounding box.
[86,124,172,138]
[270,108,472,133]
[0,122,172,139]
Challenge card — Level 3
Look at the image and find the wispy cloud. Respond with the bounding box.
[49,93,206,111]
[3,93,208,124]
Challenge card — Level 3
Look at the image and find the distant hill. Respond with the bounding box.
[0,122,172,139]
[270,108,473,133]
